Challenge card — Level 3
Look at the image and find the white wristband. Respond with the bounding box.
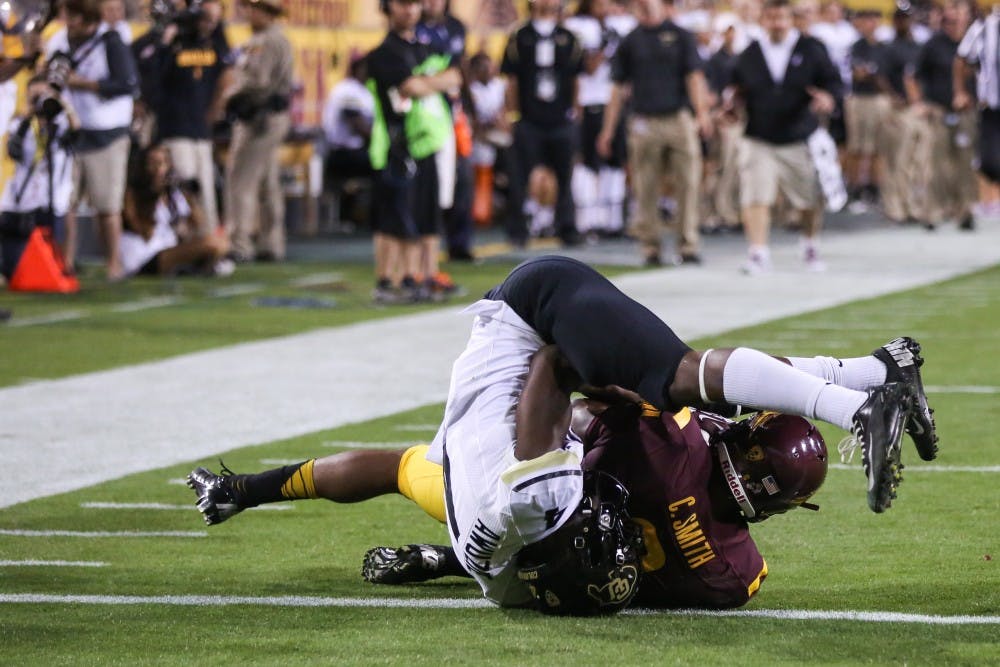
[698,348,714,404]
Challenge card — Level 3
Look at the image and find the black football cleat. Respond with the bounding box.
[873,337,939,461]
[851,383,913,513]
[186,465,248,526]
[362,544,453,585]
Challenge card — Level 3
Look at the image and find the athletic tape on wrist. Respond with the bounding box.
[698,349,714,405]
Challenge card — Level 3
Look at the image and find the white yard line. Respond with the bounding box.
[109,296,185,313]
[0,529,206,538]
[0,560,108,567]
[288,272,345,288]
[830,463,1000,473]
[925,385,1000,394]
[321,441,414,449]
[0,593,997,625]
[79,502,292,511]
[7,310,88,327]
[2,224,999,508]
[206,283,266,298]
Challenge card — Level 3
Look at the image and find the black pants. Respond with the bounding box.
[979,108,1000,184]
[580,105,627,171]
[444,153,474,256]
[486,256,691,410]
[506,121,577,243]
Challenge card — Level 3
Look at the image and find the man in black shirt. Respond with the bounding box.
[879,6,923,223]
[728,0,841,274]
[905,0,976,230]
[598,0,711,266]
[845,9,888,203]
[367,0,461,302]
[144,0,231,233]
[501,0,584,246]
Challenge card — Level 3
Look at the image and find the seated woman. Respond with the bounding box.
[119,143,232,277]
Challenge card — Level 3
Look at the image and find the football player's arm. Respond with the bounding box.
[399,66,462,98]
[514,345,578,461]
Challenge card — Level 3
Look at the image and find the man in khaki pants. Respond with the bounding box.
[904,0,976,230]
[598,0,711,267]
[223,0,294,262]
[727,0,842,273]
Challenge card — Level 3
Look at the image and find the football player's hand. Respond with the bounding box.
[579,383,643,406]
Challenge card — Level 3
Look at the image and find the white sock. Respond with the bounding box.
[722,347,867,430]
[788,355,887,391]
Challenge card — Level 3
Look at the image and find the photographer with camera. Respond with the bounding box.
[221,0,293,263]
[136,0,231,233]
[0,75,80,280]
[44,0,139,280]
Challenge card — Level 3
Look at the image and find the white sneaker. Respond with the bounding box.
[803,245,827,272]
[740,252,772,275]
[212,259,236,277]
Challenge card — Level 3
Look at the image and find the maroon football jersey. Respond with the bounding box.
[582,405,768,609]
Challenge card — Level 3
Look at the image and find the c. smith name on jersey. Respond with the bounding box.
[668,495,717,570]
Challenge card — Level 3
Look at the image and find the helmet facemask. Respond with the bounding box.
[516,471,644,615]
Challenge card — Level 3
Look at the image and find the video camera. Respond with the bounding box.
[150,0,205,38]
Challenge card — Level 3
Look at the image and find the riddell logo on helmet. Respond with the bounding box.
[720,457,751,508]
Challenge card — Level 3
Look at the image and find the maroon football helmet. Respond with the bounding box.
[714,412,828,522]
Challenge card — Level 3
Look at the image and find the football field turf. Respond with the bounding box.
[1,261,998,665]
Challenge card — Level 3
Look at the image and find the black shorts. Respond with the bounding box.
[486,256,691,410]
[580,105,627,171]
[979,108,1000,184]
[372,155,440,240]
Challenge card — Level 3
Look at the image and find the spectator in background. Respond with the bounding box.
[120,143,231,277]
[845,9,888,205]
[565,0,631,239]
[906,0,976,231]
[501,0,584,247]
[811,0,856,148]
[0,76,79,279]
[955,2,1000,221]
[417,0,476,263]
[706,14,742,231]
[222,0,294,262]
[101,0,132,43]
[367,0,461,303]
[45,0,139,280]
[149,0,231,234]
[321,51,374,194]
[599,0,712,267]
[467,51,508,227]
[879,5,922,224]
[728,0,842,273]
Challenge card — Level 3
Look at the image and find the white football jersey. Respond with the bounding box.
[428,299,584,606]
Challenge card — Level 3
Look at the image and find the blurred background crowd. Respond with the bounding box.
[0,0,996,300]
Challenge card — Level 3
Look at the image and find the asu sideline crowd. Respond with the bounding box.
[0,0,997,299]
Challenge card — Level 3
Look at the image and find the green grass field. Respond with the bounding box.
[1,260,998,665]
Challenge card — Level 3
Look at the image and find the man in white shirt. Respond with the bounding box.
[45,0,138,279]
[321,52,375,182]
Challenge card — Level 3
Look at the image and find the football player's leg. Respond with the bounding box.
[784,340,937,460]
[488,256,690,410]
[396,444,446,522]
[188,449,407,526]
[676,347,911,513]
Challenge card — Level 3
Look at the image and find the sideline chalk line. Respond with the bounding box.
[0,593,997,625]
